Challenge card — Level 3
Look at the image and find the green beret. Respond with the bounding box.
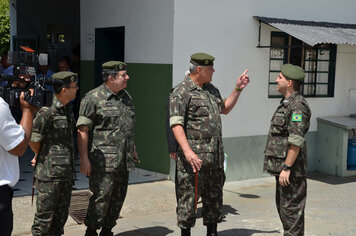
[52,71,78,84]
[102,61,127,71]
[190,52,215,66]
[281,64,305,81]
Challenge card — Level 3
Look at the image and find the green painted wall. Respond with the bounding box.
[125,63,172,174]
[79,61,172,174]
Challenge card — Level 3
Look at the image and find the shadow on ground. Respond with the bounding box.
[115,226,173,236]
[196,204,239,221]
[223,189,261,199]
[307,171,356,185]
[115,227,279,236]
[219,228,280,235]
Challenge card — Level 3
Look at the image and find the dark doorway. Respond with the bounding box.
[95,27,125,87]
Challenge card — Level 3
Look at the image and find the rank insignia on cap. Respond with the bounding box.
[205,60,209,65]
[119,64,123,69]
[292,114,302,122]
[71,76,75,81]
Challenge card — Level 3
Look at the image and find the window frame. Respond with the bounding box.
[268,31,336,98]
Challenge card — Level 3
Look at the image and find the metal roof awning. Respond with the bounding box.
[254,16,356,47]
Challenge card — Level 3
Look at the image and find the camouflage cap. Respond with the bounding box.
[102,61,127,71]
[52,71,78,83]
[190,52,215,66]
[281,64,305,81]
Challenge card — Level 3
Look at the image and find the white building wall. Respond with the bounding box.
[80,0,174,63]
[173,0,356,138]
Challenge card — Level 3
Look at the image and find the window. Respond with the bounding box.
[57,33,65,43]
[268,32,336,98]
[46,34,52,43]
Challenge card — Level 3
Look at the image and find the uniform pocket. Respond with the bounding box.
[99,146,119,170]
[189,139,215,153]
[101,107,121,130]
[53,116,68,128]
[270,113,286,135]
[265,136,289,159]
[102,106,119,117]
[49,149,71,178]
[191,97,210,117]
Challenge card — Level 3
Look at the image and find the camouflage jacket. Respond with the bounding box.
[169,77,225,171]
[31,96,76,182]
[264,91,311,176]
[77,84,136,173]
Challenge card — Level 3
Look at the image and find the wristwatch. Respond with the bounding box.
[235,86,243,92]
[282,163,292,170]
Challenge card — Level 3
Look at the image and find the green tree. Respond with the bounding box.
[0,0,9,55]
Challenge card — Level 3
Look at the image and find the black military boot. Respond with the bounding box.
[206,223,218,236]
[99,227,114,236]
[84,227,98,236]
[181,227,191,236]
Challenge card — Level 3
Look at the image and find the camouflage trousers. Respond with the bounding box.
[176,168,225,229]
[85,170,128,230]
[275,176,307,236]
[32,180,73,236]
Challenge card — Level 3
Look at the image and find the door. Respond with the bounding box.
[95,27,125,87]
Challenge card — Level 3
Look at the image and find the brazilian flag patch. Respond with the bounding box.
[292,114,302,122]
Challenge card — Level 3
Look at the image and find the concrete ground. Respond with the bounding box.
[12,172,356,236]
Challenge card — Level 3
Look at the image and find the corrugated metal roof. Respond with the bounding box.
[255,16,356,46]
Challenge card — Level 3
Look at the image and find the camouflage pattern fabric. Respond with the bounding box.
[30,96,76,235]
[169,77,225,171]
[264,91,311,236]
[77,84,136,173]
[31,96,76,181]
[77,84,135,230]
[176,168,225,229]
[264,91,311,176]
[169,77,226,229]
[275,176,306,236]
[31,180,72,236]
[84,171,128,229]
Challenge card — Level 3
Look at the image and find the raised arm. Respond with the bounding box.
[221,69,249,115]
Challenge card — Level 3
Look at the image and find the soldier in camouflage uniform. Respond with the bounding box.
[30,72,78,236]
[77,61,138,236]
[264,64,311,236]
[169,53,249,236]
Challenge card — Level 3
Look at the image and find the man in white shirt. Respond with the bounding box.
[0,88,37,236]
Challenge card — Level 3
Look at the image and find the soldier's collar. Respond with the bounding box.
[281,91,299,107]
[186,77,202,91]
[52,96,65,109]
[102,83,118,99]
[202,83,212,90]
[117,89,126,98]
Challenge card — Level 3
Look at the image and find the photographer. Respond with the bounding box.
[0,78,37,236]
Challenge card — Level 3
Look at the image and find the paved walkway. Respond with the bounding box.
[12,172,356,236]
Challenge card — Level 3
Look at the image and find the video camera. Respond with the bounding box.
[0,46,55,108]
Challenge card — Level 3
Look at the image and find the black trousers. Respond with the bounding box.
[0,185,13,236]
